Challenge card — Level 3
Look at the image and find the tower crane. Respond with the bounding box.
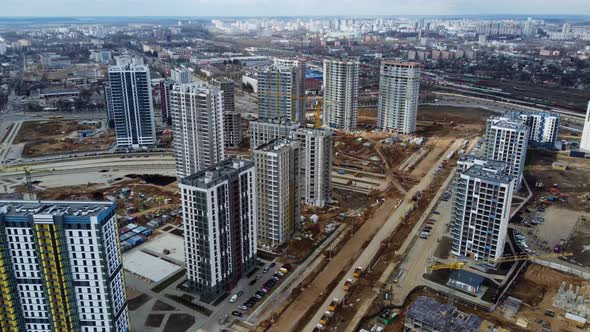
[427,252,573,271]
[0,165,51,199]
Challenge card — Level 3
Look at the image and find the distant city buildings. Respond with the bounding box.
[581,102,590,153]
[108,63,156,148]
[179,159,257,297]
[171,67,192,84]
[249,118,299,150]
[0,200,129,332]
[170,83,225,178]
[212,78,242,148]
[484,115,529,191]
[254,139,300,249]
[377,60,421,134]
[450,157,514,262]
[323,59,359,131]
[293,128,333,207]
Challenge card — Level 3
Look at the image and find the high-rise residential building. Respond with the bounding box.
[159,80,175,125]
[293,128,333,207]
[104,82,114,126]
[580,102,590,153]
[323,59,359,131]
[505,111,560,147]
[170,83,225,179]
[257,65,300,122]
[377,60,421,134]
[450,158,515,262]
[213,78,242,148]
[484,116,529,191]
[179,159,257,297]
[0,200,129,332]
[171,67,192,84]
[108,63,156,148]
[253,139,300,249]
[249,118,299,150]
[273,58,306,123]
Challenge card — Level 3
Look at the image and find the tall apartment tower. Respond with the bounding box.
[257,65,300,122]
[450,159,515,262]
[104,82,114,126]
[580,101,590,153]
[159,79,175,125]
[484,116,529,191]
[505,111,560,147]
[170,83,225,179]
[323,59,359,131]
[249,118,299,150]
[377,60,421,134]
[213,78,242,148]
[179,159,257,297]
[0,200,129,332]
[108,63,156,148]
[253,139,300,249]
[273,58,306,123]
[293,128,333,207]
[171,67,192,84]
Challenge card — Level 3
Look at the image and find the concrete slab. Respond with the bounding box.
[124,250,182,283]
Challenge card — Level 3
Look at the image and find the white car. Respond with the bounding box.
[229,295,238,303]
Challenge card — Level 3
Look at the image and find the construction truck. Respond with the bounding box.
[353,266,363,278]
[343,279,354,292]
[327,298,339,312]
[319,311,333,325]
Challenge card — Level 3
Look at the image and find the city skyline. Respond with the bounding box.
[2,0,590,17]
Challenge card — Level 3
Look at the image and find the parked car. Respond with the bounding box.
[239,305,248,311]
[232,311,243,317]
[229,295,238,303]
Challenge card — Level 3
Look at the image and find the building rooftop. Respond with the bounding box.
[382,59,421,67]
[255,138,297,153]
[451,270,485,288]
[0,200,114,218]
[406,296,482,332]
[180,158,254,189]
[488,116,528,131]
[463,163,513,184]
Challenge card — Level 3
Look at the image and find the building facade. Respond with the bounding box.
[159,80,175,125]
[484,116,529,191]
[257,65,300,122]
[273,58,306,123]
[0,200,129,332]
[581,102,590,153]
[293,128,333,207]
[179,159,257,297]
[253,139,300,249]
[108,64,156,148]
[450,159,514,262]
[171,68,192,84]
[212,78,242,148]
[506,111,560,147]
[249,118,299,151]
[377,60,421,134]
[170,83,225,179]
[323,59,359,131]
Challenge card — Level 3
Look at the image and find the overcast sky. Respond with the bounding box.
[2,0,590,17]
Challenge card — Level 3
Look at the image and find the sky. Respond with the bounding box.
[2,0,590,17]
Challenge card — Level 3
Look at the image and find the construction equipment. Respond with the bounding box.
[0,165,51,199]
[427,252,573,271]
[343,279,354,292]
[353,266,363,278]
[315,100,322,128]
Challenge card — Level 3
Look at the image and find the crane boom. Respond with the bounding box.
[427,252,572,271]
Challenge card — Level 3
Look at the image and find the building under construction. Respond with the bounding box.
[404,296,482,332]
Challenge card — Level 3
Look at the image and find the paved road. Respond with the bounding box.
[303,139,464,331]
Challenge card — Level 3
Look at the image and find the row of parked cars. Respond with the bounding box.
[420,217,437,239]
[230,263,290,317]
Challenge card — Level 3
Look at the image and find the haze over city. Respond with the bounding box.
[2,0,590,16]
[1,3,590,332]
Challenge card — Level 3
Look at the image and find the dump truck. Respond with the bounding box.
[353,266,363,278]
[344,279,354,291]
[327,298,339,312]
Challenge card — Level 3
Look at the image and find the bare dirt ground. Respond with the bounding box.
[15,120,115,156]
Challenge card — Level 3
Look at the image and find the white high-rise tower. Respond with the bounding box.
[323,59,359,131]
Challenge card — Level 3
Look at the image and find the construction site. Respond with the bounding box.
[14,119,115,157]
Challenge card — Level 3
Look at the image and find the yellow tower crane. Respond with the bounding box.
[427,252,573,271]
[0,165,52,199]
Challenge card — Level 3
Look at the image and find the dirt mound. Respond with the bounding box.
[524,264,587,288]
